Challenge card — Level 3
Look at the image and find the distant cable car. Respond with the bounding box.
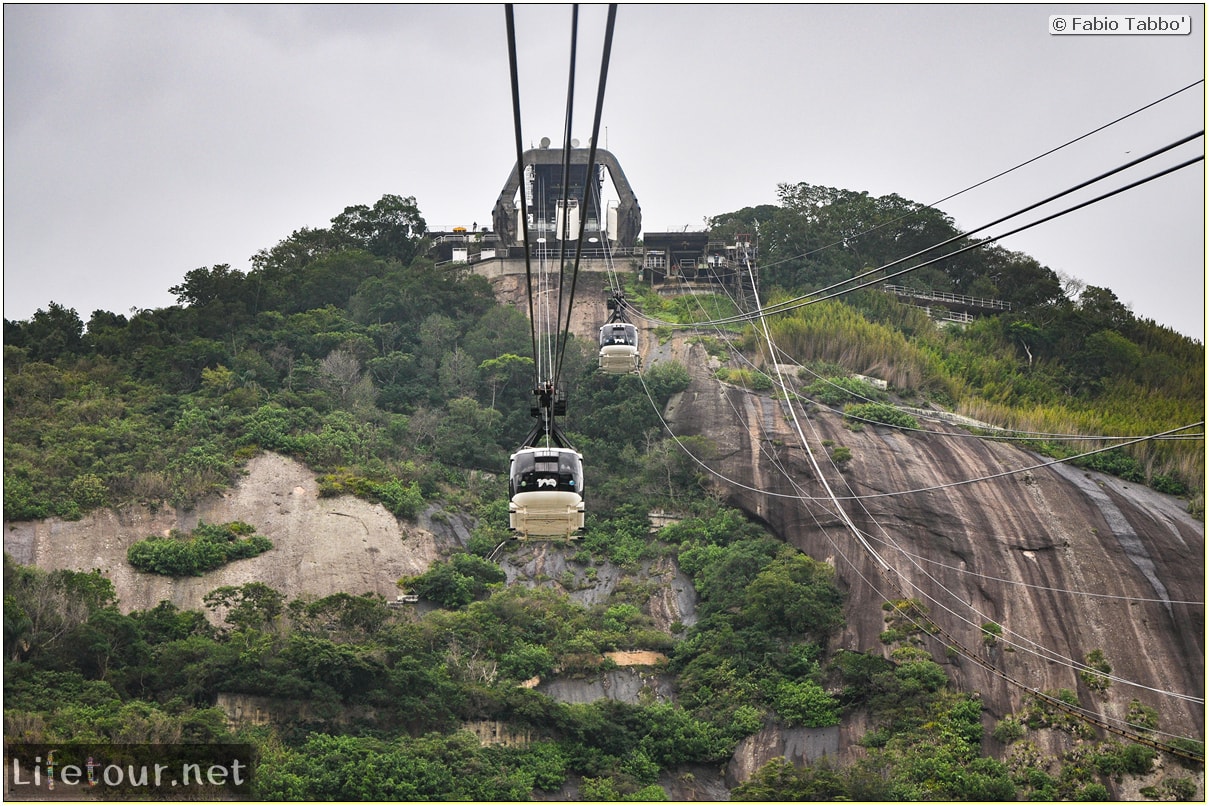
[508,446,585,537]
[598,293,640,374]
[598,322,639,374]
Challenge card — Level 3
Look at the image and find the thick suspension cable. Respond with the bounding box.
[755,79,1205,278]
[504,4,539,391]
[552,4,580,389]
[774,131,1204,315]
[743,272,1206,759]
[553,3,618,389]
[641,151,1204,330]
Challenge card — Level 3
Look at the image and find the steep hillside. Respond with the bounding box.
[5,452,449,616]
[656,330,1204,751]
[6,283,1202,743]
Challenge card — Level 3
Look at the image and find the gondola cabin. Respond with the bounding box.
[598,322,640,374]
[508,447,585,537]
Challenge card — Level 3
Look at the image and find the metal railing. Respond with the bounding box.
[883,284,1011,311]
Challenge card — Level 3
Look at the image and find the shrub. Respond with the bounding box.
[771,679,840,727]
[716,368,774,391]
[403,553,505,609]
[1162,777,1199,801]
[844,403,919,430]
[127,521,271,576]
[1126,698,1159,731]
[992,716,1025,744]
[1080,649,1112,692]
[805,375,884,407]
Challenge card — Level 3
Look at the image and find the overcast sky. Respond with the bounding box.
[4,4,1205,338]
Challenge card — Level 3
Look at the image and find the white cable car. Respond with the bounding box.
[598,322,640,374]
[508,446,585,538]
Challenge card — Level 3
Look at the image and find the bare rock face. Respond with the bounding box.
[659,332,1205,754]
[4,452,441,618]
[726,725,841,787]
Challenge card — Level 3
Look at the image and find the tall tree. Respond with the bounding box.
[330,194,428,264]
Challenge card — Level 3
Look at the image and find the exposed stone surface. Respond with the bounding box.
[726,725,841,788]
[4,452,441,618]
[3,296,1203,796]
[537,667,676,706]
[660,329,1205,757]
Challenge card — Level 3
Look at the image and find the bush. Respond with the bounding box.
[1162,777,1199,801]
[716,368,774,391]
[805,375,884,407]
[771,679,840,727]
[127,521,272,576]
[843,403,919,430]
[370,478,424,519]
[992,716,1025,744]
[1080,649,1112,692]
[403,553,505,608]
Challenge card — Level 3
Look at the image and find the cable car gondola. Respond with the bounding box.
[508,446,584,537]
[598,294,640,374]
[509,385,585,538]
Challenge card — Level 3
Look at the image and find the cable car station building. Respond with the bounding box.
[427,141,758,307]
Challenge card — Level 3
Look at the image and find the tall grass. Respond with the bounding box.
[750,297,1203,504]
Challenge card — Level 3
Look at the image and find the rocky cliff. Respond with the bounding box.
[4,452,447,615]
[4,279,1203,780]
[656,330,1205,755]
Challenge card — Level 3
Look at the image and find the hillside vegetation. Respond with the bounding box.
[4,186,1203,799]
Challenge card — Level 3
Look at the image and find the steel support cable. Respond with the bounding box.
[504,5,540,391]
[754,79,1206,277]
[734,387,1204,614]
[856,529,1203,606]
[763,339,1203,442]
[745,407,1203,611]
[741,270,1208,751]
[632,291,1207,736]
[637,231,1207,743]
[636,141,1205,330]
[681,283,1202,446]
[554,3,618,388]
[752,260,889,571]
[636,347,1203,502]
[754,131,1205,320]
[745,267,1148,693]
[719,152,1207,327]
[552,4,580,389]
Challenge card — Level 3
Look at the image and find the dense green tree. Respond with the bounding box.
[5,302,85,363]
[330,193,428,264]
[741,548,844,640]
[166,263,256,337]
[732,757,849,800]
[404,553,505,609]
[203,582,285,631]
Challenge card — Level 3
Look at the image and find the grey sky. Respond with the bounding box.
[4,4,1205,338]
